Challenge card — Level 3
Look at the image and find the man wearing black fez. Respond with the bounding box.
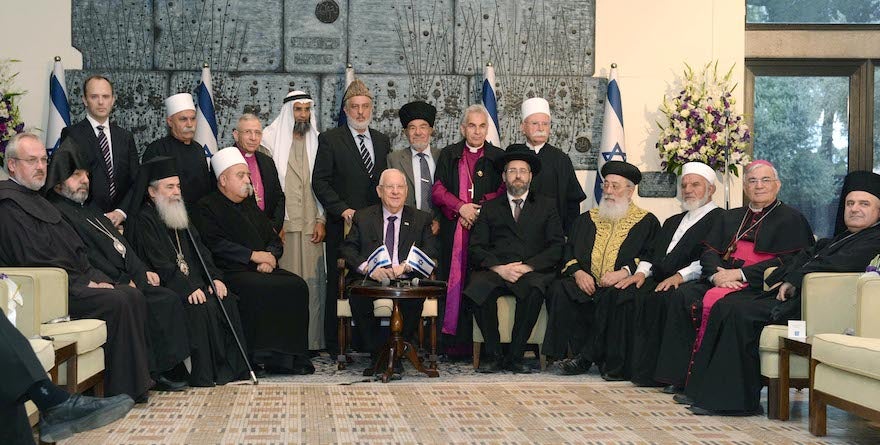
[388,101,441,231]
[544,160,660,380]
[125,156,249,387]
[46,144,191,393]
[465,149,564,373]
[681,170,880,416]
[0,133,152,400]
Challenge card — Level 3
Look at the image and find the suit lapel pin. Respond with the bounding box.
[404,221,410,226]
[477,170,483,177]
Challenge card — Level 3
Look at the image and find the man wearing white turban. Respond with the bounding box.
[261,91,327,352]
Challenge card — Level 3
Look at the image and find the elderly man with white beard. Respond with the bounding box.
[543,160,659,379]
[557,162,723,384]
[126,156,250,387]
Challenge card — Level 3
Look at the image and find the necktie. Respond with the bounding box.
[357,134,374,177]
[385,216,398,260]
[96,125,117,200]
[513,198,523,222]
[417,152,432,210]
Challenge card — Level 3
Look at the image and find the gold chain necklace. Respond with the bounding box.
[172,230,190,276]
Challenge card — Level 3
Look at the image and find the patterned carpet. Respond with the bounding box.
[63,354,880,444]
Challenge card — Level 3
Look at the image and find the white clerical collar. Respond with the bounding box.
[466,144,483,153]
[237,146,255,158]
[526,142,545,153]
[86,114,109,129]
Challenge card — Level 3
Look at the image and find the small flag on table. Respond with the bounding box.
[406,244,435,277]
[194,63,218,160]
[366,245,392,277]
[46,56,71,155]
[482,62,501,147]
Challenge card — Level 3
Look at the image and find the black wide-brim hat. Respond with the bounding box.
[834,170,880,235]
[495,144,541,175]
[601,160,642,185]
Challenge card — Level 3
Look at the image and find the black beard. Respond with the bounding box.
[293,121,310,136]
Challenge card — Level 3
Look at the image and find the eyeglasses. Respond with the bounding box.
[505,168,531,176]
[380,184,406,191]
[238,129,262,136]
[746,177,777,186]
[602,181,630,192]
[11,156,48,166]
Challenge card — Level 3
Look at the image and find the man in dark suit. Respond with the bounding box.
[232,113,285,233]
[340,168,437,361]
[60,75,139,227]
[387,101,441,234]
[464,150,565,374]
[313,78,391,351]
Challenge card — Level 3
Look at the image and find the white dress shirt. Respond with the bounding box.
[409,147,436,210]
[87,114,113,169]
[635,201,719,281]
[348,125,374,165]
[507,190,529,218]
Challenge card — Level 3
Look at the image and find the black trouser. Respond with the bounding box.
[475,287,543,362]
[349,296,423,354]
[0,311,51,444]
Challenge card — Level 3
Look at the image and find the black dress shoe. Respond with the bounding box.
[601,372,626,382]
[134,393,149,404]
[506,360,532,374]
[662,384,684,395]
[673,393,695,405]
[152,375,189,392]
[476,357,505,374]
[688,404,763,417]
[40,393,134,442]
[292,362,316,375]
[559,356,592,375]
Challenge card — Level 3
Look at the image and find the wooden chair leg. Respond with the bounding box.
[337,316,348,370]
[430,316,438,370]
[418,317,425,353]
[473,342,481,369]
[766,378,780,420]
[809,391,827,436]
[538,345,546,371]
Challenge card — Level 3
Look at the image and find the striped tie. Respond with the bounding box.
[357,134,374,177]
[97,125,116,200]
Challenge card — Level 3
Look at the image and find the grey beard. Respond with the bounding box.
[293,121,310,136]
[507,183,530,197]
[598,197,630,221]
[350,116,372,132]
[155,196,190,230]
[243,183,254,197]
[58,183,89,204]
[682,195,711,212]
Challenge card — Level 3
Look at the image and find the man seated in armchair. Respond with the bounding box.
[681,171,880,416]
[340,168,438,373]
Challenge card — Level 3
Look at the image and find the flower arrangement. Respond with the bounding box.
[866,254,880,274]
[656,61,751,175]
[0,59,26,167]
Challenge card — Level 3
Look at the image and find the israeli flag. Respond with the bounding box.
[593,64,626,206]
[366,245,392,277]
[46,57,71,154]
[194,64,218,159]
[482,62,501,147]
[337,64,355,128]
[406,244,435,278]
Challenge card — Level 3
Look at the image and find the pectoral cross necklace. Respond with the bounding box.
[463,156,475,200]
[722,201,781,261]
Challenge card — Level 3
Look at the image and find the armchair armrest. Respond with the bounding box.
[802,272,861,336]
[857,273,880,338]
[0,267,68,338]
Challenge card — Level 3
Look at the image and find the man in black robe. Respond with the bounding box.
[593,162,722,385]
[0,311,133,444]
[0,133,151,400]
[465,150,564,373]
[194,147,314,375]
[312,79,391,351]
[126,156,249,387]
[682,171,880,416]
[142,93,214,207]
[509,97,585,232]
[544,161,659,380]
[340,168,438,369]
[46,144,190,392]
[655,160,814,394]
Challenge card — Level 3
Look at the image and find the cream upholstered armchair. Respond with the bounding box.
[758,270,863,418]
[472,297,548,370]
[809,273,880,436]
[0,268,107,397]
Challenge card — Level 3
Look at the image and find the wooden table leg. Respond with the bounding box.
[779,344,790,420]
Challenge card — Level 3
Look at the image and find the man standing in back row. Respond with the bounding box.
[312,79,391,351]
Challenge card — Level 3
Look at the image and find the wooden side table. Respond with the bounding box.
[778,336,812,420]
[49,340,78,394]
[350,284,443,383]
